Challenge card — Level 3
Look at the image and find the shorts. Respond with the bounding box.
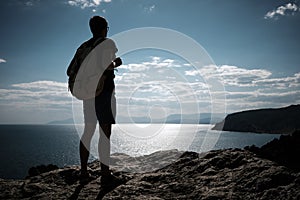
[83,91,116,124]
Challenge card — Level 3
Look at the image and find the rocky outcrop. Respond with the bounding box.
[1,134,300,199]
[246,130,300,171]
[212,104,300,134]
[106,149,300,200]
[27,164,59,178]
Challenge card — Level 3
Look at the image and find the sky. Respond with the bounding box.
[0,0,299,124]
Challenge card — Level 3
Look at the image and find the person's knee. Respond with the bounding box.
[84,123,97,133]
[99,124,111,138]
[81,123,97,142]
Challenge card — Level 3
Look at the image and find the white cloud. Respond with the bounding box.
[254,72,300,89]
[121,63,150,72]
[116,58,299,117]
[149,5,155,12]
[224,72,300,113]
[144,4,155,13]
[12,80,67,90]
[67,0,111,9]
[114,55,215,119]
[0,80,73,124]
[264,2,299,19]
[184,64,300,113]
[93,0,100,5]
[185,65,272,87]
[0,81,70,108]
[1,56,299,123]
[185,71,197,76]
[119,57,179,73]
[0,58,6,63]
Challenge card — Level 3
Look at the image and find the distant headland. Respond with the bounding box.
[212,104,300,134]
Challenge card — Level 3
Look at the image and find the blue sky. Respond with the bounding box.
[0,0,299,124]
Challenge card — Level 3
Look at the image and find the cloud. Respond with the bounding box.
[185,65,272,87]
[114,56,223,118]
[144,4,155,13]
[12,80,67,90]
[225,72,300,112]
[67,0,111,9]
[117,58,299,117]
[119,57,180,73]
[0,58,6,63]
[0,80,74,124]
[264,2,299,19]
[254,72,300,89]
[1,56,299,123]
[0,81,71,109]
[185,64,300,113]
[120,63,150,72]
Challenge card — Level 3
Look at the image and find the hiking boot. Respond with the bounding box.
[100,171,124,187]
[79,170,96,184]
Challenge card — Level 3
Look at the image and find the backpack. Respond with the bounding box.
[67,38,106,100]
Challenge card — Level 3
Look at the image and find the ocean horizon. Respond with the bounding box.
[0,124,280,179]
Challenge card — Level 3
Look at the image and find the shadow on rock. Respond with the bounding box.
[245,130,300,171]
[69,184,85,200]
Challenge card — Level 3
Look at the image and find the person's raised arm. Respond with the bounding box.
[107,57,122,70]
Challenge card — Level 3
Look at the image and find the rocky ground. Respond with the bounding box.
[1,133,300,200]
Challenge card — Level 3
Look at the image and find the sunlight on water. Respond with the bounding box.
[87,124,280,158]
[90,124,215,157]
[0,124,279,179]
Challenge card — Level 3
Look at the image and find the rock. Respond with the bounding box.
[212,104,300,134]
[27,164,59,178]
[245,130,300,171]
[105,149,300,200]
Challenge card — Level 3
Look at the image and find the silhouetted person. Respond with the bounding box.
[76,16,122,185]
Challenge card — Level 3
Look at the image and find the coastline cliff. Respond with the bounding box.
[212,104,300,134]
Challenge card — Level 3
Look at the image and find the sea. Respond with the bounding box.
[0,124,280,179]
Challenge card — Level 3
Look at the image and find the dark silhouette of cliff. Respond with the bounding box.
[246,130,300,171]
[212,104,300,134]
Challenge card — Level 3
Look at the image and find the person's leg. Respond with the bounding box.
[99,123,124,186]
[80,123,96,173]
[95,92,116,175]
[80,99,97,174]
[99,123,112,175]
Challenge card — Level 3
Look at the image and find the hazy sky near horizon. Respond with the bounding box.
[0,0,299,124]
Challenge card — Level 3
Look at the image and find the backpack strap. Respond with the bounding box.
[67,37,106,77]
[92,37,106,48]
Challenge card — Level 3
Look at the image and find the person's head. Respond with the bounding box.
[89,16,108,37]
